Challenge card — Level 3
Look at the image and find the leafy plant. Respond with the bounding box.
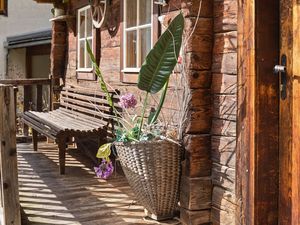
[137,13,184,135]
[86,40,114,109]
[88,13,184,179]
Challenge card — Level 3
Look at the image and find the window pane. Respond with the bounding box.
[126,0,137,28]
[86,39,93,68]
[79,41,85,68]
[86,7,93,37]
[139,0,151,25]
[126,31,137,67]
[139,27,151,66]
[79,10,85,38]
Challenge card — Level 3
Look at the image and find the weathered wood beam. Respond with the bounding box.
[0,85,21,225]
[0,78,51,86]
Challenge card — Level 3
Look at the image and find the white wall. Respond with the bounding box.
[0,0,52,78]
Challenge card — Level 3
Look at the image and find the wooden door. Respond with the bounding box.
[237,0,300,224]
[279,1,300,224]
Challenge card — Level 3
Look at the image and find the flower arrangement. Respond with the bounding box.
[87,13,185,180]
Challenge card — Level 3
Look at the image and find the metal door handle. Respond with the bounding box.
[274,55,287,100]
[273,65,286,74]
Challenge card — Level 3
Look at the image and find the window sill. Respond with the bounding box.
[121,71,139,83]
[77,70,96,80]
[121,68,140,73]
[76,68,93,73]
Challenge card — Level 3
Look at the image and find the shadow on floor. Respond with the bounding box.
[17,142,172,225]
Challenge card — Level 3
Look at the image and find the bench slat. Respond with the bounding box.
[20,114,58,139]
[33,111,93,132]
[20,85,119,174]
[62,85,118,97]
[60,96,112,113]
[59,101,112,120]
[24,111,63,132]
[48,111,101,131]
[61,91,111,106]
[56,108,108,128]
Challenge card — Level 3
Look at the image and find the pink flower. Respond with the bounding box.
[177,56,183,64]
[118,93,137,109]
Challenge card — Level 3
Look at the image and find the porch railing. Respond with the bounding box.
[0,84,21,225]
[0,78,52,136]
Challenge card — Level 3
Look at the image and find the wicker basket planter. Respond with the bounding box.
[115,140,182,221]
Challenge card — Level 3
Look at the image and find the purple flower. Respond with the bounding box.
[94,159,114,179]
[118,93,137,109]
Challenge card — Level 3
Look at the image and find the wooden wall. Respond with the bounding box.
[211,0,238,224]
[49,0,240,224]
[179,0,213,224]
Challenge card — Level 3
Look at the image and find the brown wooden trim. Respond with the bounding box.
[0,78,51,86]
[254,0,280,224]
[0,0,7,16]
[279,1,300,224]
[120,0,160,83]
[27,44,51,56]
[236,0,256,224]
[237,0,280,224]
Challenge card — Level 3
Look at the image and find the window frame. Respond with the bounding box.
[0,0,7,16]
[76,5,99,80]
[120,0,159,83]
[77,5,93,72]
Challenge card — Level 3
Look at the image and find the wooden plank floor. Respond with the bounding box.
[17,142,180,225]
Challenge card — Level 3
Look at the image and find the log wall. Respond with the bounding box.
[179,0,213,224]
[211,0,238,224]
[49,0,239,224]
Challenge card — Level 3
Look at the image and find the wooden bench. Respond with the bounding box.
[20,85,118,174]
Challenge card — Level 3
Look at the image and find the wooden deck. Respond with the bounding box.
[17,142,180,225]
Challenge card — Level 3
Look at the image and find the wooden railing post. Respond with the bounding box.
[23,85,31,136]
[0,85,21,225]
[36,85,43,112]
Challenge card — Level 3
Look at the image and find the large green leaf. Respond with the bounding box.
[137,13,184,94]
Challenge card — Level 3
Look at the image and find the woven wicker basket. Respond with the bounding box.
[115,140,181,221]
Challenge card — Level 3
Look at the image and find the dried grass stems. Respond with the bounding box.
[88,1,202,145]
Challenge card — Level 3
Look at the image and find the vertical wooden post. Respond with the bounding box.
[237,1,255,224]
[0,85,21,225]
[36,85,43,112]
[23,86,31,136]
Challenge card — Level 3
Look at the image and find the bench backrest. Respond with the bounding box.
[59,85,119,137]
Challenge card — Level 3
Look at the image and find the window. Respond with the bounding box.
[77,5,93,72]
[123,0,153,73]
[0,0,7,15]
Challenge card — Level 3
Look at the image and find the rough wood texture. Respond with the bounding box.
[180,208,210,225]
[0,78,51,86]
[236,0,255,224]
[51,21,66,89]
[0,85,21,225]
[18,142,179,225]
[212,0,238,224]
[279,0,300,224]
[180,0,214,223]
[183,135,211,178]
[180,176,211,210]
[254,1,279,224]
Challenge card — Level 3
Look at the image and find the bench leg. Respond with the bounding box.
[32,130,38,152]
[58,137,67,175]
